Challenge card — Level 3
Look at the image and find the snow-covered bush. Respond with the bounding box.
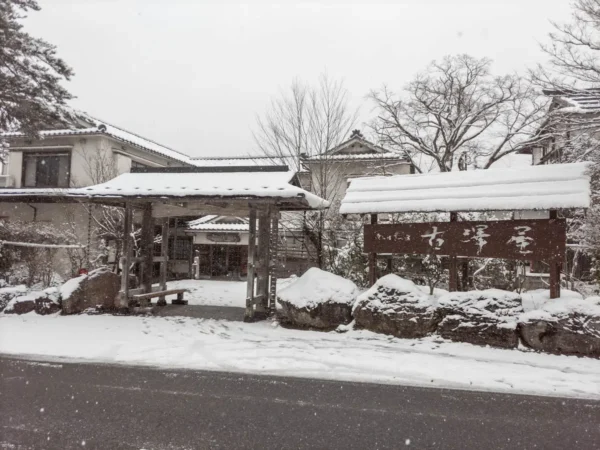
[277,268,360,329]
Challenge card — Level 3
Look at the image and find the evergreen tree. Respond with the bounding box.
[0,0,74,161]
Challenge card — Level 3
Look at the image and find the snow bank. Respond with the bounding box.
[520,290,600,322]
[1,314,599,399]
[277,268,360,309]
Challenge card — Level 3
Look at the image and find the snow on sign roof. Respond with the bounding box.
[340,163,591,214]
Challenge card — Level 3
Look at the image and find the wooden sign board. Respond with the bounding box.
[364,219,566,261]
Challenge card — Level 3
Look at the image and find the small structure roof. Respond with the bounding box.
[0,167,328,213]
[187,215,249,231]
[340,162,590,214]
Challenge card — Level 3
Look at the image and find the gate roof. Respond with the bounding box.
[340,162,590,214]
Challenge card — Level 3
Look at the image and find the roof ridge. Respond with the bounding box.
[79,112,190,158]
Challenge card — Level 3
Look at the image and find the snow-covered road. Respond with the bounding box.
[1,313,599,400]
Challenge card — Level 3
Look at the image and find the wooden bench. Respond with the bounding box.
[132,289,188,306]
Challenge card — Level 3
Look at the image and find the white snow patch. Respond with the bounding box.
[277,268,360,308]
[0,314,599,399]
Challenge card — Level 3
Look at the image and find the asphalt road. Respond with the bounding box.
[1,356,599,450]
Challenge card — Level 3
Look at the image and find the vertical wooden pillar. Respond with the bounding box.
[244,207,257,321]
[461,260,470,291]
[140,202,154,295]
[368,214,378,286]
[448,212,458,292]
[255,206,271,318]
[119,202,133,307]
[269,210,279,312]
[549,210,561,299]
[157,217,169,306]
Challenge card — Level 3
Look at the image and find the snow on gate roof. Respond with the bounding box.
[339,162,591,214]
[0,167,329,210]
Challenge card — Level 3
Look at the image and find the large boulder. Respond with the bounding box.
[518,294,600,358]
[60,267,121,314]
[3,288,60,315]
[436,290,523,349]
[353,275,441,338]
[277,268,360,329]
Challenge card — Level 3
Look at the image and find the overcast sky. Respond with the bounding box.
[27,0,571,158]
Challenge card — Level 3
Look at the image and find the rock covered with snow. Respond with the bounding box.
[436,290,523,349]
[3,288,60,315]
[352,275,441,338]
[60,266,121,314]
[277,268,360,329]
[0,285,27,312]
[518,291,600,358]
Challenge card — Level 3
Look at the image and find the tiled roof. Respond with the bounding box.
[191,155,308,172]
[1,111,193,165]
[544,88,600,114]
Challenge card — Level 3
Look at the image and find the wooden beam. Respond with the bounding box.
[244,207,257,321]
[448,212,458,292]
[119,202,133,307]
[369,214,378,286]
[158,218,169,306]
[255,206,271,318]
[269,209,279,313]
[549,209,561,298]
[140,203,154,294]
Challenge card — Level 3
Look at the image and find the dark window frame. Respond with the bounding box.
[21,151,71,188]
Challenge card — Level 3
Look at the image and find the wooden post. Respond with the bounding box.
[461,260,469,291]
[449,212,458,292]
[119,202,133,307]
[244,207,257,321]
[269,209,279,313]
[140,203,154,296]
[368,214,378,286]
[255,206,271,318]
[549,209,561,299]
[157,217,169,306]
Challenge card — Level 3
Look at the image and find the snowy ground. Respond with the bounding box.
[1,313,599,400]
[164,278,296,307]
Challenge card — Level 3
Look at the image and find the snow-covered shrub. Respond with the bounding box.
[277,268,360,329]
[353,274,442,338]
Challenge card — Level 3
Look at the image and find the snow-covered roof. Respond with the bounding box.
[340,162,591,214]
[303,131,408,163]
[546,88,600,114]
[187,215,249,231]
[1,111,192,165]
[191,155,308,173]
[0,168,329,210]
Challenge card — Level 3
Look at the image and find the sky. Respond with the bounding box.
[26,0,572,158]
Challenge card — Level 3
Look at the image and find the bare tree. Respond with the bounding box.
[371,55,549,172]
[539,0,600,86]
[254,74,358,267]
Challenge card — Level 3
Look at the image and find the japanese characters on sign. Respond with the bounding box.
[364,219,566,261]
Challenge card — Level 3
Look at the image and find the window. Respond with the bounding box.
[169,237,192,260]
[22,152,70,188]
[131,160,148,170]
